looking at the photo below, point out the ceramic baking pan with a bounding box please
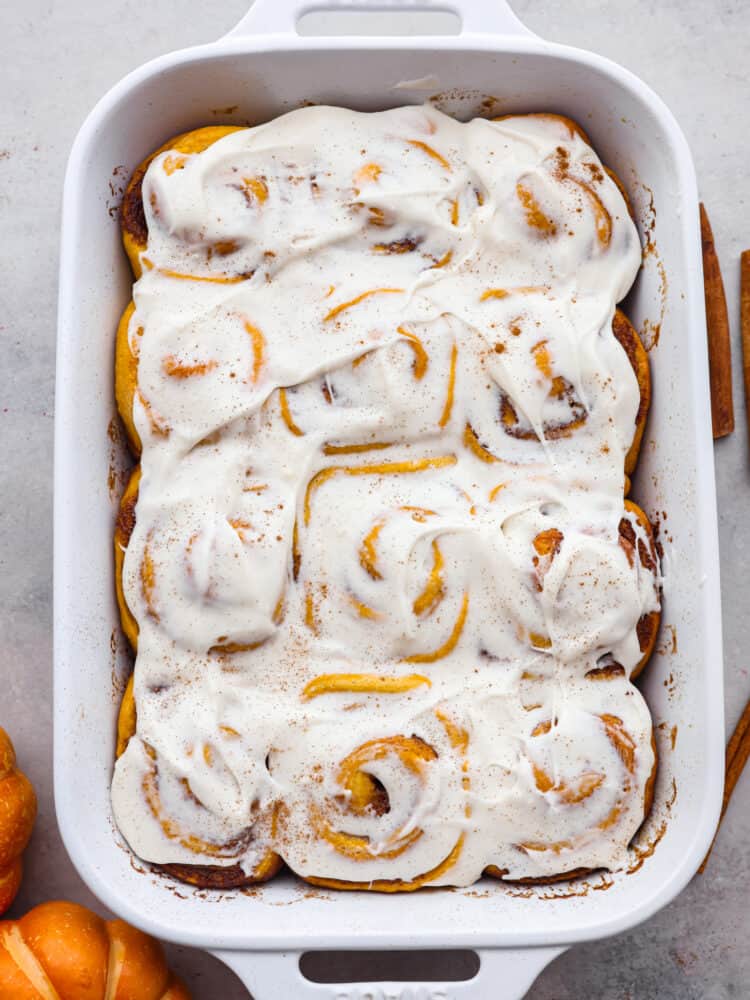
[54,2,724,996]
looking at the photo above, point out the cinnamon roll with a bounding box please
[121,126,245,279]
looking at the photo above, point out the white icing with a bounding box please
[111,105,659,886]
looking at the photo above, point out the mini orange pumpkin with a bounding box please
[0,901,191,998]
[0,728,37,916]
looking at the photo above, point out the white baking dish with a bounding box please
[54,2,724,996]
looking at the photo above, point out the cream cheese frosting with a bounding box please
[111,105,660,886]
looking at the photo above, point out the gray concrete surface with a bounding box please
[1,0,748,996]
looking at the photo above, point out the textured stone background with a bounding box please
[2,1,748,996]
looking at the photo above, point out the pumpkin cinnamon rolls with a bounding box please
[112,105,660,890]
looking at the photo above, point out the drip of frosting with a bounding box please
[111,105,659,885]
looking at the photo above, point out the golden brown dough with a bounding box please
[613,309,651,478]
[115,301,140,455]
[114,465,140,651]
[621,499,661,679]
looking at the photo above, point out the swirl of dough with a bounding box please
[470,674,656,881]
[272,708,470,890]
[121,447,291,655]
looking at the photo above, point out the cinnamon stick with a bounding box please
[698,695,750,872]
[698,258,750,865]
[700,204,734,438]
[740,250,750,446]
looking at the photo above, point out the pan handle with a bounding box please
[226,0,535,39]
[212,946,565,999]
